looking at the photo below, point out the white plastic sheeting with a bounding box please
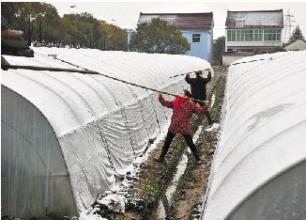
[202,51,306,220]
[1,47,211,218]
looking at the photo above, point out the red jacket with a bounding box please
[159,95,207,135]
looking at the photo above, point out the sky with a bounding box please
[49,1,306,41]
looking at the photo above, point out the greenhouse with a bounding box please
[202,51,306,220]
[1,48,211,218]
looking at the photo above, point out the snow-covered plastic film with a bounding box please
[202,51,306,220]
[1,48,211,218]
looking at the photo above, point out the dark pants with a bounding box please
[159,132,200,160]
[204,110,213,125]
[195,100,213,125]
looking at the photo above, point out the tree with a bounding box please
[1,2,19,27]
[1,2,60,45]
[288,26,305,44]
[99,21,127,50]
[1,2,127,50]
[35,3,60,43]
[212,36,225,65]
[129,18,190,54]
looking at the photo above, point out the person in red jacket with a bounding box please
[154,90,208,165]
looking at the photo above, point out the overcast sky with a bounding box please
[51,1,306,41]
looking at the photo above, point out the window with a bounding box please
[263,29,281,41]
[264,29,271,40]
[276,29,281,40]
[254,30,258,41]
[245,30,253,41]
[227,30,237,41]
[232,30,236,41]
[227,29,281,42]
[192,34,201,42]
[227,30,232,41]
[240,30,245,41]
[254,29,263,41]
[235,20,245,28]
[227,29,279,42]
[236,30,241,41]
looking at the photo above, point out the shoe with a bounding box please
[205,123,220,132]
[153,156,164,162]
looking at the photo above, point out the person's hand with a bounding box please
[157,91,163,96]
[186,72,192,76]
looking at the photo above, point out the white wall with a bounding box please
[227,40,282,47]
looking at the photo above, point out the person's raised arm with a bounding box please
[204,71,212,83]
[185,73,192,84]
[158,93,173,109]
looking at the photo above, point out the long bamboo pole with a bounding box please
[1,63,207,103]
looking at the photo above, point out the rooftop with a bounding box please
[226,9,283,29]
[138,12,213,30]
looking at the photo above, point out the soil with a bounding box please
[171,66,227,220]
[116,66,227,220]
[173,131,217,220]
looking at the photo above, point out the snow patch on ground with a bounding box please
[79,211,108,220]
[166,153,189,203]
[193,125,204,143]
[97,194,125,213]
[210,94,216,108]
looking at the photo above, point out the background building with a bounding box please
[225,9,284,53]
[284,39,306,51]
[137,12,214,62]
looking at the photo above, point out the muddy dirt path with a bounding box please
[115,66,227,220]
[169,67,227,220]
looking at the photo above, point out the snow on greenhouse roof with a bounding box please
[2,47,211,212]
[2,47,210,137]
[202,51,306,219]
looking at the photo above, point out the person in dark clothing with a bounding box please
[154,90,208,165]
[185,70,213,126]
